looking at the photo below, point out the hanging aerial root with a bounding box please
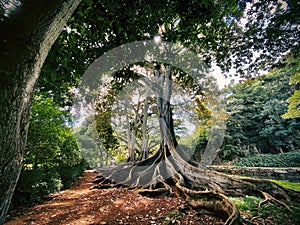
[175,182,241,225]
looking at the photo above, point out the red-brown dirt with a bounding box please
[5,170,223,225]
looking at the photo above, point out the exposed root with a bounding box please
[137,175,173,197]
[241,217,256,225]
[176,182,241,225]
[259,191,292,212]
[137,187,170,197]
[93,137,300,225]
[249,216,261,224]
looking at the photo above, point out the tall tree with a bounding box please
[95,66,300,225]
[85,2,300,223]
[0,1,81,223]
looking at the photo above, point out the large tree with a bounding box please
[93,64,300,225]
[0,1,81,223]
[82,2,300,224]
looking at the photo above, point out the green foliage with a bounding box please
[95,108,119,154]
[12,168,62,206]
[225,1,300,76]
[218,144,245,161]
[37,0,246,107]
[271,180,300,192]
[234,150,300,167]
[58,159,89,188]
[13,159,88,206]
[12,96,89,206]
[230,196,261,217]
[282,60,300,119]
[115,155,126,164]
[163,210,183,225]
[75,133,100,168]
[230,196,300,225]
[222,59,300,156]
[25,95,81,168]
[74,113,119,167]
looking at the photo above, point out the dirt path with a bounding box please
[5,170,223,225]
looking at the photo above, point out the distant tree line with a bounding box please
[218,57,300,161]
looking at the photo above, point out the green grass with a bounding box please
[229,196,261,219]
[271,180,300,192]
[163,210,183,225]
[230,196,300,224]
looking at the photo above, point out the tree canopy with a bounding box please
[38,0,245,106]
[35,0,300,107]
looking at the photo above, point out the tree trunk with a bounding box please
[156,68,177,145]
[0,1,81,223]
[140,87,150,160]
[105,150,109,166]
[125,102,137,162]
[99,146,103,167]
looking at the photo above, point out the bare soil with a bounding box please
[5,170,223,225]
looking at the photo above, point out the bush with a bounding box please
[11,96,91,207]
[218,144,245,161]
[12,168,62,206]
[11,158,89,207]
[234,150,300,167]
[59,158,89,188]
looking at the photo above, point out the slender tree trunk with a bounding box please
[106,151,109,166]
[140,88,150,160]
[0,1,81,223]
[99,146,103,167]
[127,125,137,162]
[125,103,135,161]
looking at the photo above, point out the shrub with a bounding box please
[12,168,62,206]
[11,96,90,207]
[218,144,245,161]
[59,158,89,188]
[11,159,89,207]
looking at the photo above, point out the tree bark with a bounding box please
[156,68,177,145]
[99,145,103,167]
[0,1,81,223]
